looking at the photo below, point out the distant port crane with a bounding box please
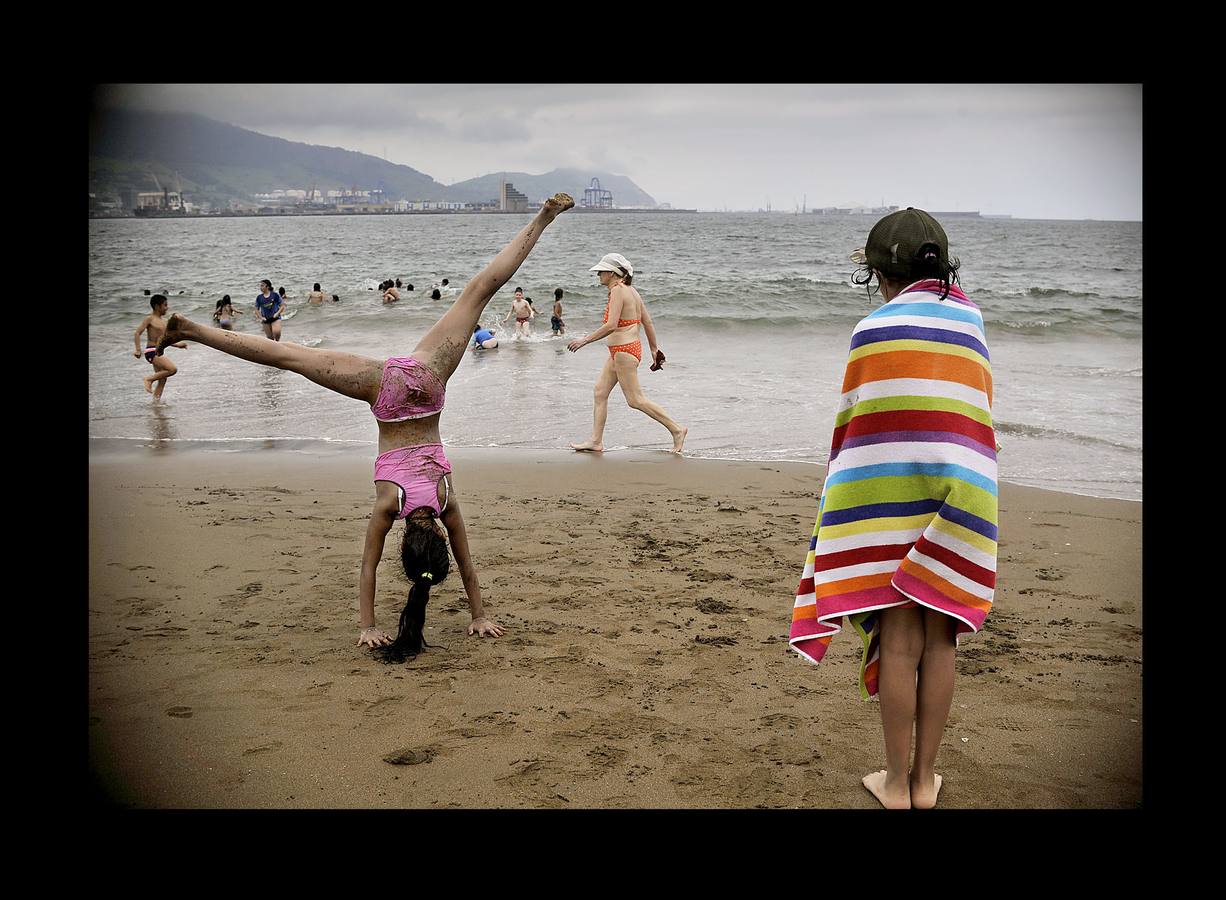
[581,177,614,209]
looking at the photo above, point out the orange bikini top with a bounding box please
[603,289,640,328]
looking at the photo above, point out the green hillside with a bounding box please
[88,109,448,206]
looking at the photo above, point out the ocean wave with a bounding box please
[1026,287,1100,299]
[994,421,1140,451]
[1060,365,1143,378]
[996,319,1053,330]
[662,313,864,330]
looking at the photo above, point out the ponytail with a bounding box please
[380,579,431,662]
[379,512,452,664]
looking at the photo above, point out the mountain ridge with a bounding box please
[88,109,657,208]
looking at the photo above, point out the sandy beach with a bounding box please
[88,445,1141,808]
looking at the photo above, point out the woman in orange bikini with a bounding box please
[152,194,575,658]
[568,253,687,454]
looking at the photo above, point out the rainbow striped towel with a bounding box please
[789,279,998,699]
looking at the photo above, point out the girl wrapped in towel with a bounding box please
[788,208,997,809]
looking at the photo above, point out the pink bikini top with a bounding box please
[374,444,452,519]
[370,356,446,423]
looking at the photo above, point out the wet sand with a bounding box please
[88,445,1141,808]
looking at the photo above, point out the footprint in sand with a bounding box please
[991,718,1026,732]
[758,713,802,729]
[383,747,435,765]
[243,741,284,756]
[586,745,628,769]
[166,706,193,718]
[693,635,738,647]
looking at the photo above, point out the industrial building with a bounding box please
[499,180,529,212]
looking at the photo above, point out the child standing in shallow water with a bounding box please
[133,294,188,398]
[551,288,565,335]
[213,295,238,330]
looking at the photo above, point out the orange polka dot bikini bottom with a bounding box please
[608,340,642,362]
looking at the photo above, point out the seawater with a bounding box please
[88,213,1142,500]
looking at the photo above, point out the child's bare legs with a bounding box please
[613,354,688,452]
[159,315,382,402]
[864,604,925,809]
[144,356,177,397]
[911,609,956,809]
[412,193,574,384]
[262,319,283,341]
[571,355,617,451]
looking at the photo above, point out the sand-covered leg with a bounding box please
[414,193,574,383]
[157,314,382,403]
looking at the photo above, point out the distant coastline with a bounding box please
[89,207,700,219]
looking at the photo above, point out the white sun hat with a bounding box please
[589,253,634,278]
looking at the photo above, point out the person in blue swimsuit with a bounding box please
[472,324,499,350]
[254,279,284,341]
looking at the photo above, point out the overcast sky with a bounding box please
[97,84,1142,220]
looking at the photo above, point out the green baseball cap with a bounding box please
[850,207,949,281]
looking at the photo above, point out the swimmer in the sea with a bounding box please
[502,287,534,338]
[254,279,285,340]
[213,294,239,330]
[551,288,565,335]
[133,293,188,398]
[471,323,499,350]
[307,283,327,306]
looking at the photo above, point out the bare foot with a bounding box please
[156,314,188,355]
[862,770,910,809]
[671,426,688,454]
[542,192,576,217]
[143,375,155,394]
[910,772,943,810]
[570,441,603,453]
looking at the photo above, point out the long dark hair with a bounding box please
[852,242,961,302]
[378,511,451,663]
